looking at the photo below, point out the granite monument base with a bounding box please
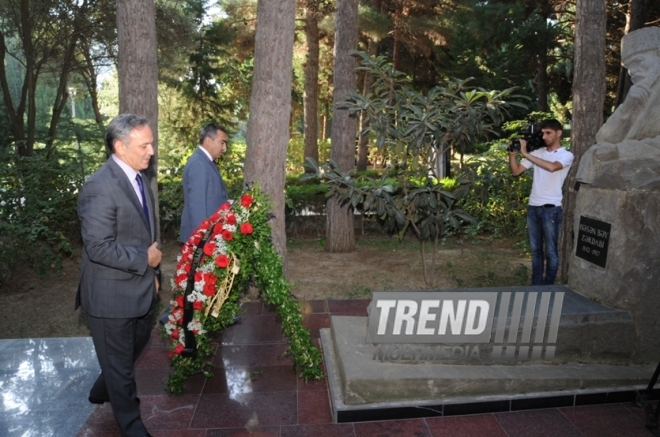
[569,185,660,361]
[320,286,654,422]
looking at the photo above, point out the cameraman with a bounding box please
[509,119,574,285]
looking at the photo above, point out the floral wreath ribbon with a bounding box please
[179,211,240,357]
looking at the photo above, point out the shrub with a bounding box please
[458,141,531,241]
[0,149,80,288]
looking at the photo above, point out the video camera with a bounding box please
[507,123,545,153]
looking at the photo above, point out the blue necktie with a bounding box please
[136,174,150,231]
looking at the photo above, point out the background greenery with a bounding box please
[2,0,656,289]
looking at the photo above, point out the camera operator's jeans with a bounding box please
[527,205,563,285]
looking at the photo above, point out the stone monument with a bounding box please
[318,28,660,423]
[572,26,660,360]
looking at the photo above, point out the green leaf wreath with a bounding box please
[163,185,324,394]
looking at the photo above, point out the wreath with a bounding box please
[163,185,324,394]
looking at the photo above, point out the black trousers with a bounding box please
[87,296,157,437]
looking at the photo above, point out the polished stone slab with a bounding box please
[0,337,100,437]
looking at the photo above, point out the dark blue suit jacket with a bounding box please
[180,148,228,242]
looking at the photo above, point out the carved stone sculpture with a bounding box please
[576,27,660,189]
[569,27,660,361]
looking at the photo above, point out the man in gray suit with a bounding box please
[179,123,229,243]
[77,114,162,437]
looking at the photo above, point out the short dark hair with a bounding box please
[105,113,149,154]
[540,119,563,132]
[199,123,228,146]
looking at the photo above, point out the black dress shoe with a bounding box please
[88,395,109,404]
[88,395,140,404]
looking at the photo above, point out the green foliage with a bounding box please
[218,140,248,200]
[458,141,530,241]
[158,170,184,239]
[304,53,532,285]
[436,1,569,113]
[287,135,330,174]
[344,51,528,177]
[0,149,80,288]
[159,5,253,131]
[303,157,474,287]
[284,181,328,216]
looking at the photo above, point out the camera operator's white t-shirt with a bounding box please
[521,147,574,207]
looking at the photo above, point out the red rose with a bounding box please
[175,295,184,308]
[220,202,231,211]
[173,344,185,355]
[191,233,202,247]
[215,254,229,268]
[241,194,253,208]
[240,223,253,235]
[213,222,224,235]
[194,270,203,282]
[175,273,188,287]
[226,213,237,225]
[209,211,221,222]
[182,262,191,273]
[203,282,215,296]
[193,300,204,311]
[203,272,217,284]
[170,328,180,340]
[203,242,215,256]
[222,230,234,241]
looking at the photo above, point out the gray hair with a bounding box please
[199,123,228,146]
[105,113,150,154]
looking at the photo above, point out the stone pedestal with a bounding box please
[320,287,650,422]
[568,185,660,361]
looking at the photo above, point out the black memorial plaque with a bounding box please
[575,216,611,268]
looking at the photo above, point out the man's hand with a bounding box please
[519,139,529,158]
[148,242,162,268]
[619,85,648,117]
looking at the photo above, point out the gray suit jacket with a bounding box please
[76,157,157,318]
[180,148,228,242]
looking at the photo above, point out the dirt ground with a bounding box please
[0,235,530,339]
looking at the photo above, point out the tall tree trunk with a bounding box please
[615,0,649,106]
[81,45,106,135]
[244,0,297,267]
[559,0,606,283]
[537,50,549,112]
[0,31,21,148]
[303,7,320,166]
[46,10,83,153]
[326,0,358,253]
[20,0,36,157]
[391,1,404,71]
[116,0,160,238]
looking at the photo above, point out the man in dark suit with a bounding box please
[77,114,161,437]
[179,123,229,243]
